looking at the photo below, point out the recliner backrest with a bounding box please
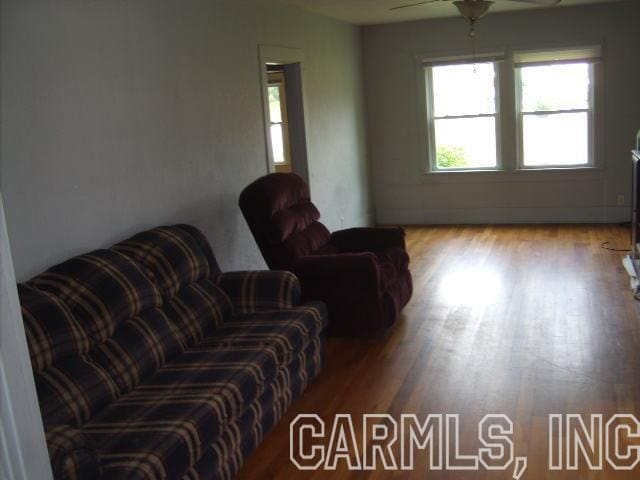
[239,173,331,269]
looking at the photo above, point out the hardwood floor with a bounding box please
[236,225,640,479]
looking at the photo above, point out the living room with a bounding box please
[1,0,640,479]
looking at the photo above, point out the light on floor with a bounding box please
[439,269,502,306]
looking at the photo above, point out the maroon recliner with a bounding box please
[239,173,412,335]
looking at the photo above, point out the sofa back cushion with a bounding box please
[162,279,232,346]
[90,308,184,393]
[112,225,233,347]
[239,173,331,269]
[26,249,162,348]
[22,249,162,426]
[112,226,216,298]
[20,224,230,427]
[20,284,90,373]
[34,356,121,426]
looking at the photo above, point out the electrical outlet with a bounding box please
[617,195,625,206]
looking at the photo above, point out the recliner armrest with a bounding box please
[330,227,406,253]
[216,270,301,313]
[45,425,101,480]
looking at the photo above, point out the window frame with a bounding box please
[416,46,603,175]
[425,60,503,172]
[514,60,596,170]
[267,71,292,169]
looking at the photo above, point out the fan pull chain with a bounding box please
[470,20,477,73]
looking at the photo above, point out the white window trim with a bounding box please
[267,71,292,168]
[424,60,503,173]
[415,45,603,175]
[514,61,596,170]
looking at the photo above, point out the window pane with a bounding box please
[268,85,282,123]
[435,117,497,169]
[521,63,590,112]
[432,63,496,117]
[270,124,285,164]
[522,112,588,166]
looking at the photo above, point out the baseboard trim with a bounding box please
[376,206,630,225]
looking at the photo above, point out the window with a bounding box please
[267,71,292,173]
[515,48,598,168]
[426,61,500,171]
[420,46,601,173]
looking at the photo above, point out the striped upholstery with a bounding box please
[198,302,326,367]
[84,346,281,479]
[112,226,214,297]
[216,270,301,313]
[20,284,91,373]
[28,249,162,344]
[45,425,101,480]
[35,355,121,426]
[19,225,327,479]
[90,308,184,393]
[163,279,233,347]
[183,337,325,480]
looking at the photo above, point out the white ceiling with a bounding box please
[274,0,627,26]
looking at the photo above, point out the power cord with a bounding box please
[600,241,630,252]
[600,222,632,252]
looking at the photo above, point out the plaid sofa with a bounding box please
[19,225,327,479]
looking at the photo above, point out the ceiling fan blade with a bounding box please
[505,0,562,5]
[389,0,441,11]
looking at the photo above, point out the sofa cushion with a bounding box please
[19,284,90,373]
[90,308,184,394]
[216,270,301,313]
[162,279,233,347]
[173,224,222,276]
[27,249,162,344]
[35,356,121,426]
[183,337,325,480]
[197,302,327,367]
[83,346,279,479]
[45,425,101,480]
[113,226,213,298]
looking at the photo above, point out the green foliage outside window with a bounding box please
[437,145,468,168]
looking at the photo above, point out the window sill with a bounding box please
[424,168,504,175]
[420,165,603,184]
[514,165,600,172]
[423,165,600,175]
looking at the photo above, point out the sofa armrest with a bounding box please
[330,227,406,253]
[216,270,301,313]
[293,253,381,294]
[45,425,101,479]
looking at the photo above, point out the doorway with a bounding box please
[259,46,309,183]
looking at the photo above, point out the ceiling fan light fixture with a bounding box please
[453,0,494,22]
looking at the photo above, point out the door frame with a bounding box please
[258,45,310,183]
[0,193,52,480]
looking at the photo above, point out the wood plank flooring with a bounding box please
[236,225,640,479]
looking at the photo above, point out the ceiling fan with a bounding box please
[391,0,562,35]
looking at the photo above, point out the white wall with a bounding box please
[0,0,372,281]
[363,1,640,225]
